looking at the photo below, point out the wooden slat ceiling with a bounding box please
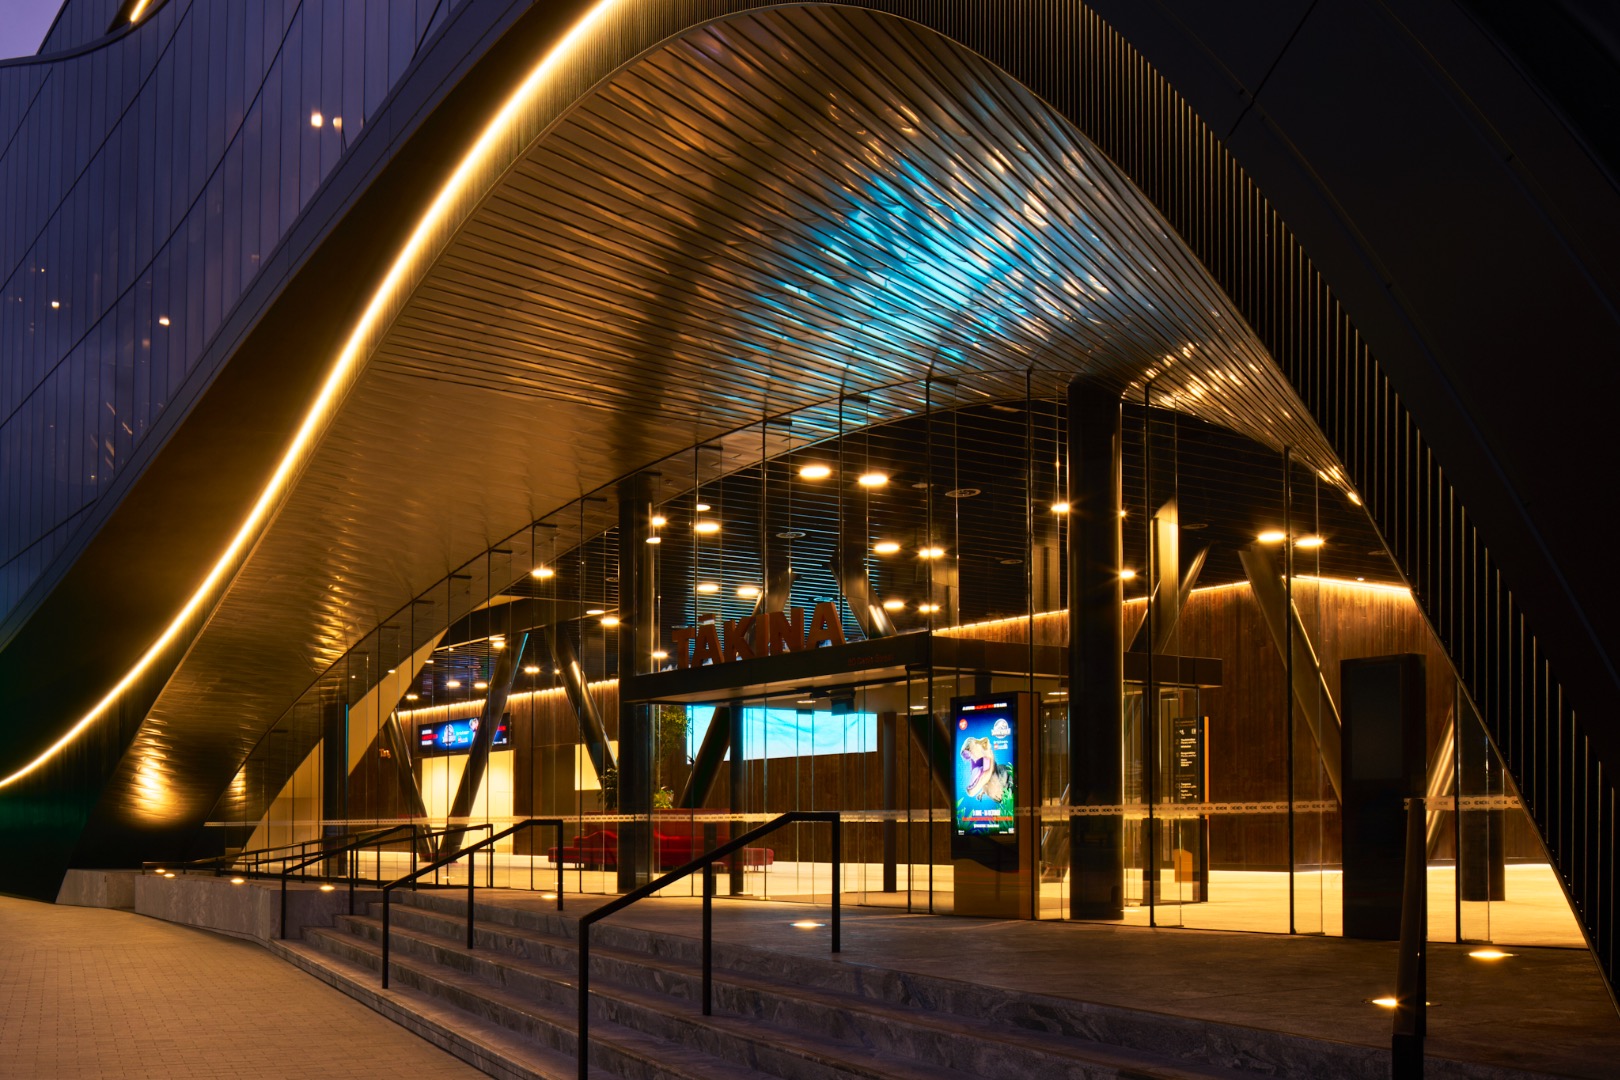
[100,6,1348,830]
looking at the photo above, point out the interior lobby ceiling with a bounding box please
[97,6,1353,832]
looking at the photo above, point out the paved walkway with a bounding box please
[0,896,481,1079]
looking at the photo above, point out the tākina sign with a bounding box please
[668,602,846,668]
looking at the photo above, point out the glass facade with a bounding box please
[1,0,468,622]
[205,379,1585,949]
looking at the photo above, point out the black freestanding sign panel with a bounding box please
[1341,654,1426,940]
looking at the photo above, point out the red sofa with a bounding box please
[548,814,774,871]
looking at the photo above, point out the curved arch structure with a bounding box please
[3,0,1619,995]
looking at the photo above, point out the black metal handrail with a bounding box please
[575,811,840,1080]
[279,823,429,938]
[1393,795,1427,1078]
[380,818,566,989]
[144,831,362,878]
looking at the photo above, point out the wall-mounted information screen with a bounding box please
[953,698,1017,837]
[418,714,510,757]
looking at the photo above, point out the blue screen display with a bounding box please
[685,706,876,761]
[417,714,510,756]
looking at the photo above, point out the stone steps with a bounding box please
[286,889,1274,1080]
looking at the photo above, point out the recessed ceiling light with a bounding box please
[946,487,980,499]
[163,872,175,879]
[918,603,941,613]
[791,920,825,929]
[473,680,489,690]
[1294,535,1325,548]
[1356,576,1366,582]
[651,515,667,527]
[798,463,832,480]
[857,472,889,488]
[797,699,818,706]
[651,650,669,660]
[695,502,711,512]
[405,693,420,701]
[1183,522,1208,531]
[919,547,945,559]
[1120,569,1138,580]
[645,536,662,544]
[873,541,901,555]
[310,110,324,128]
[157,315,170,327]
[319,884,336,892]
[1050,501,1071,514]
[49,300,60,309]
[776,530,805,539]
[694,520,720,534]
[531,566,555,579]
[882,599,906,611]
[585,608,605,616]
[600,616,620,627]
[446,680,461,689]
[230,877,245,885]
[1468,949,1513,960]
[1257,530,1287,544]
[696,583,720,594]
[736,585,761,598]
[523,665,541,675]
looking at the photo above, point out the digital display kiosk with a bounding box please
[950,692,1037,918]
[417,713,510,756]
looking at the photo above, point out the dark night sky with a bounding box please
[0,0,61,61]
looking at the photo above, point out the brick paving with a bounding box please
[0,896,482,1079]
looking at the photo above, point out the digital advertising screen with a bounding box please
[417,713,510,757]
[953,698,1017,837]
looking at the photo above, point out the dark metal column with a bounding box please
[1067,377,1124,920]
[444,632,526,852]
[728,699,746,896]
[617,473,657,892]
[880,711,898,892]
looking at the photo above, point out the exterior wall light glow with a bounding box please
[531,566,555,579]
[0,0,639,794]
[230,877,245,885]
[1257,530,1287,544]
[873,541,900,555]
[310,110,324,128]
[694,520,720,534]
[1469,949,1514,960]
[799,463,832,480]
[857,472,888,488]
[319,884,336,892]
[49,300,60,309]
[157,315,170,326]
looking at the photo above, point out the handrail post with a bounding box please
[830,813,841,954]
[702,862,715,1016]
[280,874,288,939]
[556,821,565,910]
[382,889,392,990]
[468,851,476,950]
[1393,795,1427,1078]
[578,927,590,1080]
[349,848,356,916]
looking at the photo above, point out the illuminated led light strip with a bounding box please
[0,0,631,792]
[129,0,152,23]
